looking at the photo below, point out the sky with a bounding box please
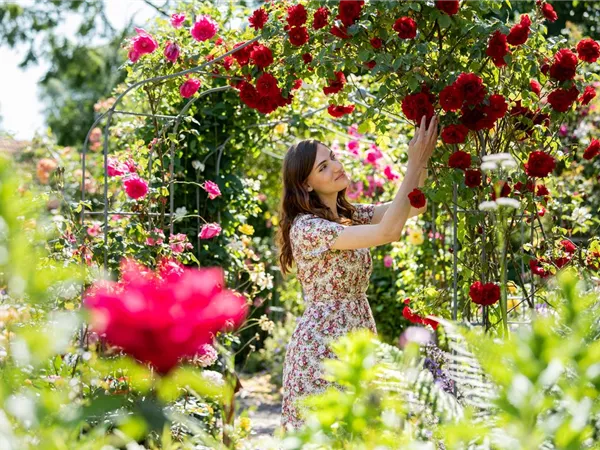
[0,0,157,140]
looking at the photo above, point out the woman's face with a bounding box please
[304,144,348,195]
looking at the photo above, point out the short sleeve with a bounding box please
[291,215,345,259]
[352,203,375,225]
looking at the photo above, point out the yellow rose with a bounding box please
[238,224,255,236]
[507,282,518,295]
[274,123,287,135]
[407,228,424,246]
[239,417,252,432]
[271,215,279,226]
[507,298,518,311]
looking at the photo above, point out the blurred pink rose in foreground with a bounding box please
[84,258,248,374]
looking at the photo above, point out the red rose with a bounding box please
[529,258,550,278]
[179,78,201,98]
[583,139,600,160]
[255,73,279,97]
[292,79,303,90]
[302,53,313,64]
[313,6,329,30]
[249,44,273,69]
[370,37,383,49]
[330,24,350,39]
[486,94,508,120]
[408,188,426,208]
[288,26,309,46]
[440,85,463,112]
[460,104,487,131]
[286,4,307,27]
[548,86,579,112]
[448,150,471,170]
[507,14,531,46]
[464,169,482,188]
[323,71,346,95]
[365,60,376,69]
[338,0,364,26]
[420,83,437,105]
[454,72,486,106]
[491,180,511,200]
[549,48,578,82]
[576,38,600,63]
[249,7,268,30]
[435,0,460,15]
[530,79,542,96]
[327,104,355,117]
[393,17,417,40]
[536,185,549,197]
[469,281,500,306]
[524,151,556,178]
[231,41,256,66]
[401,92,434,123]
[541,3,558,22]
[441,124,469,144]
[560,240,577,254]
[486,31,510,67]
[579,85,597,105]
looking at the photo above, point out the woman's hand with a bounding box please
[407,114,438,171]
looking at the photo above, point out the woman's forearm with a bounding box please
[379,163,424,240]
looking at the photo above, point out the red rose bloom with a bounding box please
[507,15,531,46]
[469,281,500,306]
[441,124,469,144]
[401,92,434,123]
[327,104,355,117]
[249,7,268,30]
[548,86,579,112]
[460,104,487,131]
[560,240,577,254]
[440,85,464,112]
[338,0,364,26]
[549,48,578,82]
[486,31,510,67]
[579,85,597,105]
[249,44,273,69]
[323,71,346,95]
[454,72,486,106]
[448,150,472,170]
[370,37,383,49]
[313,6,329,30]
[524,151,556,178]
[365,60,376,69]
[288,26,309,46]
[408,188,426,208]
[330,24,350,39]
[576,38,600,63]
[536,185,549,197]
[255,73,279,97]
[491,180,511,200]
[486,94,508,120]
[286,4,307,27]
[464,169,482,188]
[541,3,558,22]
[583,139,600,160]
[530,258,550,278]
[302,53,313,64]
[231,41,256,66]
[435,0,460,15]
[530,79,542,96]
[393,17,417,40]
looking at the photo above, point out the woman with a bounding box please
[276,114,438,430]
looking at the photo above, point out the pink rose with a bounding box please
[346,140,360,155]
[383,165,399,181]
[169,233,193,253]
[199,223,222,239]
[203,180,221,200]
[83,259,248,374]
[128,48,141,63]
[190,15,219,42]
[123,176,148,200]
[347,123,363,138]
[383,255,393,268]
[180,78,201,98]
[87,223,101,237]
[131,28,158,56]
[170,13,186,28]
[107,157,126,177]
[164,41,180,63]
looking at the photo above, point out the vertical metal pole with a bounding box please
[102,110,114,272]
[452,183,458,321]
[431,203,436,286]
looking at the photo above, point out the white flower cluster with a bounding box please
[478,153,521,211]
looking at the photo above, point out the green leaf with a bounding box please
[438,14,452,29]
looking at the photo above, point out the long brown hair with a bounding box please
[276,139,358,276]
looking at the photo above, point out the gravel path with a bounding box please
[236,372,283,442]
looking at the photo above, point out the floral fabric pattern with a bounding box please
[281,203,378,430]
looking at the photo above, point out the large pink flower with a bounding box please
[170,13,186,28]
[203,180,221,200]
[131,28,158,56]
[180,78,201,98]
[191,15,219,42]
[123,176,148,200]
[199,223,222,239]
[83,259,248,374]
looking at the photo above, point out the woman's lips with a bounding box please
[335,172,346,180]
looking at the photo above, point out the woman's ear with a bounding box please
[304,183,313,192]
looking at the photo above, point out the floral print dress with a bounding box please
[281,203,378,430]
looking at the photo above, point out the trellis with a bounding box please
[77,35,544,336]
